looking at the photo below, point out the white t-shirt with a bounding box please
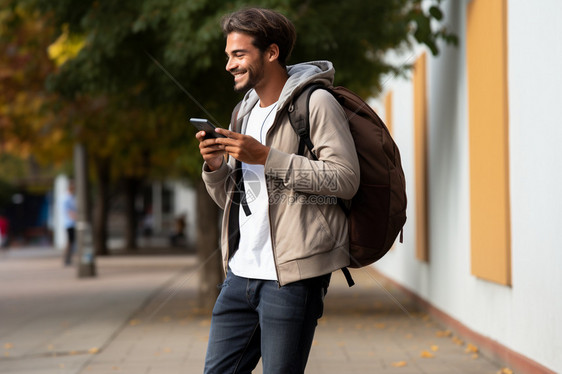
[229,101,278,280]
[62,193,76,229]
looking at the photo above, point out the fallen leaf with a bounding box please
[374,323,386,329]
[162,316,171,323]
[430,345,439,352]
[465,343,478,353]
[452,336,464,346]
[471,353,479,359]
[435,329,452,337]
[420,350,434,358]
[88,347,99,354]
[497,368,513,374]
[3,343,13,349]
[391,361,407,367]
[129,319,141,326]
[199,319,211,327]
[405,333,413,339]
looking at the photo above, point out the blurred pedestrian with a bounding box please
[62,181,77,265]
[141,206,154,238]
[169,215,186,247]
[0,209,9,248]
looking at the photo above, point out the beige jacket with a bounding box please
[202,61,360,285]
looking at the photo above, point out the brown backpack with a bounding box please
[288,84,407,285]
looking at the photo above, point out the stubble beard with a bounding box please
[232,56,265,93]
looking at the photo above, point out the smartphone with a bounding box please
[190,118,226,139]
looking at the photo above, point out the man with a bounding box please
[196,8,359,374]
[62,181,77,266]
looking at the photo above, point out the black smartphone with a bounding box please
[189,118,226,139]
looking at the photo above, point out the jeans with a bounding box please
[64,227,75,265]
[203,271,330,374]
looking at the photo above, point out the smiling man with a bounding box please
[196,8,359,374]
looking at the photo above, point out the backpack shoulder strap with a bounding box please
[231,101,243,133]
[229,101,251,217]
[288,84,326,160]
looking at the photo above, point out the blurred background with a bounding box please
[0,0,452,252]
[1,1,561,373]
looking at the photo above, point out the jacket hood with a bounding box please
[280,60,334,106]
[236,61,335,120]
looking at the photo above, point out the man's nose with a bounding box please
[225,57,235,72]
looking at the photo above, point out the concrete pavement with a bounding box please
[0,247,508,373]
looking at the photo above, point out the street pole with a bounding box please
[74,143,96,278]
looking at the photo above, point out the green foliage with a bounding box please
[5,0,456,183]
[38,0,456,99]
[0,0,75,172]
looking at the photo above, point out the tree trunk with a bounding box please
[124,177,140,251]
[93,157,110,256]
[196,178,223,311]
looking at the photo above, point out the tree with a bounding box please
[0,2,73,168]
[25,0,455,309]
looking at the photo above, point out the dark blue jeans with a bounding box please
[203,271,330,374]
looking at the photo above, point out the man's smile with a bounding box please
[231,69,246,81]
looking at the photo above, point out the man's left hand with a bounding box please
[214,128,270,165]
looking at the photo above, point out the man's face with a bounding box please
[225,32,267,92]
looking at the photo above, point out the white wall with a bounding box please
[507,0,562,370]
[373,1,562,372]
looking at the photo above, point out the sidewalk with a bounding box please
[0,247,507,374]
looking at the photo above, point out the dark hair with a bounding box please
[221,8,296,67]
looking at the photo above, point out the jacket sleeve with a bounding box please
[264,89,360,200]
[201,159,232,210]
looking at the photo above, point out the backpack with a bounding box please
[287,84,407,285]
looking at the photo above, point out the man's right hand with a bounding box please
[196,131,226,171]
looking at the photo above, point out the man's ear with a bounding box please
[266,43,280,63]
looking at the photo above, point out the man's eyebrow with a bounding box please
[226,48,249,56]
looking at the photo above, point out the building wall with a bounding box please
[373,1,562,372]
